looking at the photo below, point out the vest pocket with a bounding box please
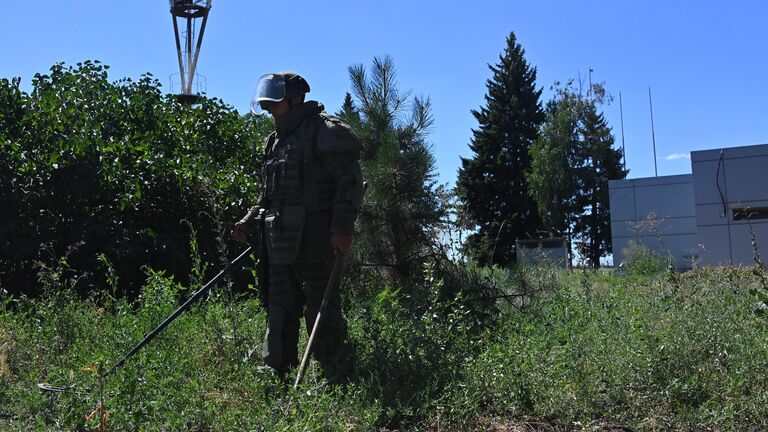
[265,205,305,265]
[265,142,302,200]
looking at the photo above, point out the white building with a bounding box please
[610,143,768,269]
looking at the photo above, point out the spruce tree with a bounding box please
[573,103,627,267]
[456,32,545,266]
[337,92,361,130]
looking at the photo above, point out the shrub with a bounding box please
[621,240,669,277]
[0,62,270,298]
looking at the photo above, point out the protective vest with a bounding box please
[262,116,335,212]
[260,104,363,265]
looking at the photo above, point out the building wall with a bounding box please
[692,143,768,266]
[609,174,699,269]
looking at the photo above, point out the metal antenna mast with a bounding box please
[648,87,658,176]
[170,1,212,104]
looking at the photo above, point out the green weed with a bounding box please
[1,262,767,431]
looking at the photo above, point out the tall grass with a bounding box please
[1,258,767,431]
[448,267,768,430]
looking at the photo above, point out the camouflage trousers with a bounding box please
[262,258,353,383]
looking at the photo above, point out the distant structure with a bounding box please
[610,143,768,269]
[516,237,571,269]
[169,0,212,104]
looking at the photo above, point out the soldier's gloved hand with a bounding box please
[231,221,251,244]
[330,233,352,255]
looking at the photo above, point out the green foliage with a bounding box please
[0,61,270,297]
[574,99,628,267]
[4,263,766,430]
[456,31,545,266]
[621,241,670,277]
[348,262,477,428]
[3,56,767,432]
[0,269,378,431]
[445,268,768,430]
[527,85,581,236]
[342,56,447,284]
[527,80,628,268]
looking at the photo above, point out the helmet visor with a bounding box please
[250,74,286,114]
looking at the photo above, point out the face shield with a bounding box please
[250,74,286,115]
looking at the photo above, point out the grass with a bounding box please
[1,261,767,431]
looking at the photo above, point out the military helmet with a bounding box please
[251,72,310,114]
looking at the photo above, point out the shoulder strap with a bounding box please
[300,114,323,164]
[263,132,277,159]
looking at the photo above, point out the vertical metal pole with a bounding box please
[648,87,658,177]
[188,12,209,96]
[619,92,626,172]
[186,17,194,95]
[172,16,187,94]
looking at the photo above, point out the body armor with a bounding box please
[260,102,363,265]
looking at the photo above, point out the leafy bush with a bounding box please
[621,240,670,277]
[348,263,474,427]
[0,61,270,298]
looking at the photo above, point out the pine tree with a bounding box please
[344,56,446,282]
[456,32,545,266]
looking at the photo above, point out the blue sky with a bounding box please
[2,1,766,187]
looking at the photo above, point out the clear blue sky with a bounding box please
[2,1,766,187]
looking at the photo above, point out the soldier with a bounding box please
[232,72,364,383]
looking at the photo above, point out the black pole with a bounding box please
[107,247,252,376]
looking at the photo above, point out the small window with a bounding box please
[733,206,768,221]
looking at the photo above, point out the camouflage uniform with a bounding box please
[240,99,363,381]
